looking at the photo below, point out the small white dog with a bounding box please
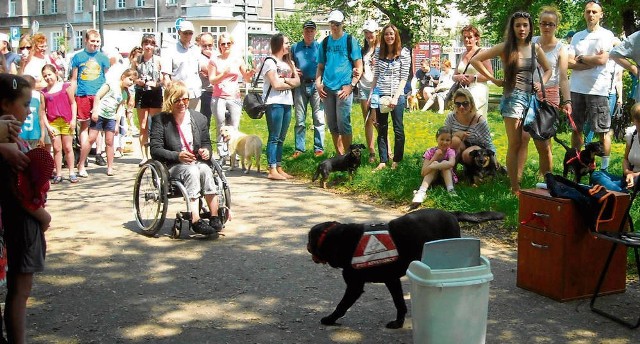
[219,126,262,174]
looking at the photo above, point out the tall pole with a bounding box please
[244,0,249,64]
[154,0,158,33]
[428,2,432,60]
[98,0,104,50]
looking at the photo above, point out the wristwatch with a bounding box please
[577,55,585,64]
[351,81,357,88]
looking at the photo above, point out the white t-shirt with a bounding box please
[569,27,615,96]
[261,56,294,106]
[532,36,563,87]
[625,126,640,173]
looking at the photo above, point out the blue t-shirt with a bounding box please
[318,34,362,91]
[3,52,20,71]
[70,50,110,96]
[19,90,42,141]
[291,40,320,81]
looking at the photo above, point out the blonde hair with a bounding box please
[539,5,562,25]
[453,88,478,114]
[162,81,189,112]
[217,32,234,53]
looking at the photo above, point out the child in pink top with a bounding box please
[411,126,458,208]
[41,64,78,183]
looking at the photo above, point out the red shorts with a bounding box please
[76,95,95,121]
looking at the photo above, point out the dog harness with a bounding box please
[351,224,399,269]
[566,150,595,170]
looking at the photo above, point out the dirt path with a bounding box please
[24,147,640,343]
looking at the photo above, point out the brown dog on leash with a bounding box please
[220,126,262,173]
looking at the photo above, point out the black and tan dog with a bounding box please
[307,209,504,329]
[462,148,504,186]
[553,135,604,183]
[312,143,365,188]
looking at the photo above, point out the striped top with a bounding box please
[373,47,411,96]
[444,112,496,153]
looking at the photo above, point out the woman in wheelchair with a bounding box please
[149,81,222,235]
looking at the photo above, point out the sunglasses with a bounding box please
[181,31,194,36]
[514,11,531,19]
[219,42,232,47]
[330,22,342,27]
[540,22,557,28]
[173,98,189,105]
[20,46,32,50]
[454,101,470,108]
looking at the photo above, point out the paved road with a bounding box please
[25,147,640,343]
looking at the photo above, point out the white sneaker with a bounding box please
[412,189,426,203]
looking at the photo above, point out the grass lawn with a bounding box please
[233,99,629,230]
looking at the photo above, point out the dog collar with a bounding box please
[566,150,593,169]
[317,222,339,249]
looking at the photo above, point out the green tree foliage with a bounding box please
[295,0,446,45]
[274,12,306,43]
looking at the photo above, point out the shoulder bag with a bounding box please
[523,44,559,141]
[444,48,482,104]
[243,57,276,119]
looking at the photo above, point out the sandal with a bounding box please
[69,174,79,183]
[52,176,63,184]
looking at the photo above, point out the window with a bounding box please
[136,0,144,6]
[141,28,154,33]
[166,0,176,4]
[75,31,84,50]
[51,0,57,13]
[103,0,107,10]
[38,0,45,14]
[50,32,63,52]
[9,0,16,17]
[117,0,125,8]
[166,27,177,41]
[75,0,83,12]
[201,26,227,47]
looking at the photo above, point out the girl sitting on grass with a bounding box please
[410,126,458,209]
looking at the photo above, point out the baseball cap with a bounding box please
[0,33,8,43]
[564,30,575,39]
[303,20,316,29]
[327,10,345,24]
[362,20,379,33]
[178,21,195,32]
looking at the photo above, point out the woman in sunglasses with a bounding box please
[20,33,52,90]
[208,32,254,146]
[444,88,496,166]
[470,11,551,194]
[149,81,222,236]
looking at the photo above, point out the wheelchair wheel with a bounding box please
[211,159,231,223]
[133,160,169,236]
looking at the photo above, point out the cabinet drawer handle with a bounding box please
[531,242,548,249]
[532,212,550,218]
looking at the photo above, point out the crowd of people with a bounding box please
[2,1,640,340]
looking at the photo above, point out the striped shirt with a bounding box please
[373,47,411,96]
[444,112,496,153]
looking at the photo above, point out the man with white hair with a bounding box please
[0,33,19,74]
[161,20,202,110]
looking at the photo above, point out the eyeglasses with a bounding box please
[219,42,232,47]
[540,22,557,28]
[19,46,32,50]
[454,101,470,108]
[173,98,189,105]
[514,11,531,19]
[181,31,194,36]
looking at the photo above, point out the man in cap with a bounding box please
[568,0,616,170]
[610,31,640,103]
[316,10,363,155]
[0,33,19,74]
[291,20,325,158]
[161,20,202,109]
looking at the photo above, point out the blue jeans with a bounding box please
[376,95,406,163]
[294,84,325,152]
[590,170,628,193]
[265,104,292,167]
[323,89,353,135]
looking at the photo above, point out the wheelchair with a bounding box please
[132,158,231,238]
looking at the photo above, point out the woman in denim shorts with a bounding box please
[470,11,551,193]
[359,20,379,163]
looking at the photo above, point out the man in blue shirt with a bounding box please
[292,20,325,157]
[316,10,363,155]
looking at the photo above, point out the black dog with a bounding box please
[312,144,365,188]
[307,209,504,329]
[462,148,503,186]
[553,135,604,183]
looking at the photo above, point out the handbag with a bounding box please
[523,44,559,141]
[444,48,482,104]
[243,57,276,119]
